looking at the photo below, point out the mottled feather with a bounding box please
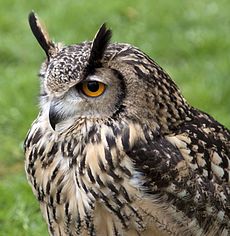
[25,12,230,236]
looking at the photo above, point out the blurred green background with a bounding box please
[0,0,229,235]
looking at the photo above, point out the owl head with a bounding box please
[29,12,189,132]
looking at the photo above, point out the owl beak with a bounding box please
[49,100,65,131]
[49,106,60,130]
[48,98,74,131]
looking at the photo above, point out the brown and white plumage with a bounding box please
[24,12,230,236]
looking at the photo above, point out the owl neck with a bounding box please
[146,68,192,134]
[140,79,192,134]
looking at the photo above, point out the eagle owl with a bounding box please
[24,12,230,236]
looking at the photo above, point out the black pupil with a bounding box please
[87,81,99,92]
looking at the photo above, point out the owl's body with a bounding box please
[25,12,230,236]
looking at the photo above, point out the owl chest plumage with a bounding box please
[25,115,230,236]
[25,116,168,236]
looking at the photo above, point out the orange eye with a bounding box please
[81,81,106,97]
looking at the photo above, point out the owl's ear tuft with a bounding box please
[88,23,112,67]
[28,11,55,58]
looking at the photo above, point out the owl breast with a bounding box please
[25,114,171,236]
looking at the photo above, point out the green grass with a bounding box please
[0,0,229,235]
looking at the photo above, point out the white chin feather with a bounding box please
[55,118,75,132]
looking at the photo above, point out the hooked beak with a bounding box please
[48,100,63,131]
[49,108,58,130]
